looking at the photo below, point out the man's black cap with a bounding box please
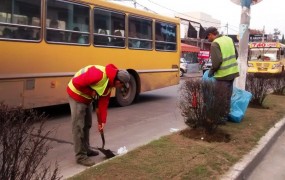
[204,27,218,39]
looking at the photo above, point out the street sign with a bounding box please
[249,34,268,42]
[250,42,279,48]
[198,50,210,60]
[231,0,262,6]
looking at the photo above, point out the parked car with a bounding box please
[202,59,212,74]
[180,58,188,77]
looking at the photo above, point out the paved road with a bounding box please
[40,79,194,179]
[248,130,285,180]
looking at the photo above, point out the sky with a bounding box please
[110,0,285,36]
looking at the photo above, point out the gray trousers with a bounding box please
[216,80,234,116]
[68,96,92,160]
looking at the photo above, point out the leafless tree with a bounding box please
[0,103,62,180]
[246,73,274,106]
[179,79,228,133]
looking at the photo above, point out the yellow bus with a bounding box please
[248,42,285,74]
[0,0,180,108]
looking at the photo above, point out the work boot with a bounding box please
[76,157,95,167]
[87,149,99,157]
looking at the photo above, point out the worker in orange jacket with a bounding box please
[67,64,130,166]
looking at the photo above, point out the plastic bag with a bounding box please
[117,146,128,155]
[169,128,179,132]
[201,72,252,123]
[202,70,216,82]
[229,87,252,123]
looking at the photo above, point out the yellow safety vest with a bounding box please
[213,36,239,78]
[68,65,111,100]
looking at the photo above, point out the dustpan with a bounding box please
[97,130,116,158]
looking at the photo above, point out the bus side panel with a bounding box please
[23,77,70,108]
[139,72,179,92]
[0,81,24,107]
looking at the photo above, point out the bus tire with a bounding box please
[115,74,137,106]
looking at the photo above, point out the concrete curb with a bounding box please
[222,117,285,180]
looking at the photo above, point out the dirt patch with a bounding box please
[248,103,269,109]
[180,128,231,143]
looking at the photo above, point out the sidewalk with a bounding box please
[222,117,285,180]
[248,128,285,180]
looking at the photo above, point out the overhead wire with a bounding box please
[109,0,240,33]
[147,0,220,25]
[146,0,240,33]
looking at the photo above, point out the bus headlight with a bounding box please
[248,63,253,67]
[272,64,281,69]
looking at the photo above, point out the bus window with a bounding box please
[94,8,125,47]
[112,20,125,47]
[155,21,177,51]
[128,16,152,50]
[0,0,41,41]
[0,0,180,108]
[46,0,90,44]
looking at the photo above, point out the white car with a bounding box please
[180,58,188,77]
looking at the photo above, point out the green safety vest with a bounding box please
[213,36,239,78]
[68,65,110,99]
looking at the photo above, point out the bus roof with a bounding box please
[79,0,180,24]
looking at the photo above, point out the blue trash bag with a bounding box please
[202,70,216,82]
[229,87,252,123]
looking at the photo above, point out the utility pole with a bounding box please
[226,23,229,36]
[231,0,262,90]
[262,25,265,42]
[196,26,200,47]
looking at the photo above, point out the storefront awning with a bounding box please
[181,43,200,53]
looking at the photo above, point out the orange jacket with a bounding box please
[67,64,118,124]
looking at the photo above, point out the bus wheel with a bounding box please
[115,74,137,106]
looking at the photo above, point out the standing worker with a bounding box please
[204,27,239,123]
[67,64,130,166]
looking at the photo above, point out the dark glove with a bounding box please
[208,71,214,77]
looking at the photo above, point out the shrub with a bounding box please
[246,73,272,106]
[246,72,285,106]
[179,79,228,133]
[270,72,285,95]
[0,103,61,180]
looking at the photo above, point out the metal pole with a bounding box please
[197,26,199,47]
[226,23,229,36]
[262,25,265,42]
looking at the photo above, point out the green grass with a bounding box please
[69,94,285,180]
